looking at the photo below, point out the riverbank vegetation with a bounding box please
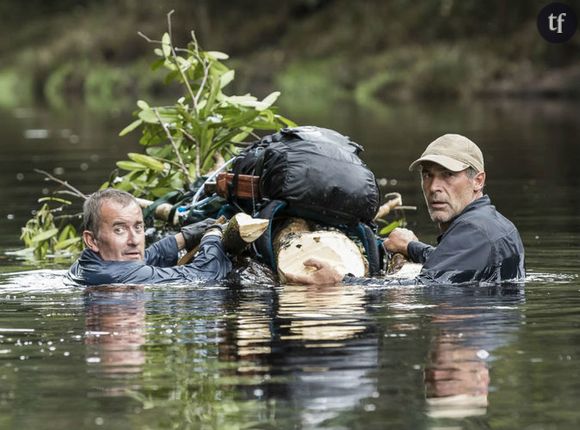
[17,14,293,259]
[1,0,580,111]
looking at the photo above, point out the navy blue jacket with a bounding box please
[68,234,232,286]
[407,195,525,284]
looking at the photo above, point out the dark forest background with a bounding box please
[1,0,580,109]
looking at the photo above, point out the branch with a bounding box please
[34,169,88,200]
[180,129,201,177]
[165,11,198,111]
[152,108,192,186]
[137,32,161,43]
[194,59,210,108]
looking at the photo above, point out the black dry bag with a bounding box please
[231,126,380,226]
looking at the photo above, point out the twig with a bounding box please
[34,169,87,200]
[166,11,198,111]
[137,32,161,43]
[194,58,210,107]
[180,129,201,177]
[152,108,192,186]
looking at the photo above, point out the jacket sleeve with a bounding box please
[417,221,493,284]
[118,235,232,284]
[407,241,435,264]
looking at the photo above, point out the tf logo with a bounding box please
[537,3,577,43]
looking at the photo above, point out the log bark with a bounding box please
[222,213,269,255]
[273,218,368,283]
[178,213,268,265]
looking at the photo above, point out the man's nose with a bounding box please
[127,229,142,245]
[427,176,443,193]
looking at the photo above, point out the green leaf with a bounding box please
[206,51,229,60]
[161,32,171,57]
[31,228,59,243]
[219,70,235,89]
[54,237,81,251]
[138,109,159,124]
[151,58,165,71]
[379,219,404,236]
[117,161,146,171]
[256,91,280,111]
[127,152,165,172]
[137,100,150,110]
[119,119,143,136]
[276,114,297,128]
[176,56,192,72]
[127,153,166,172]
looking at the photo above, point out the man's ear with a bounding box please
[82,230,99,253]
[473,171,486,192]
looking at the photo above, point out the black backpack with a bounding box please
[230,126,380,226]
[227,126,384,275]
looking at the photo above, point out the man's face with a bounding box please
[84,200,145,261]
[420,162,485,227]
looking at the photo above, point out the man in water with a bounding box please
[287,134,525,285]
[68,188,231,285]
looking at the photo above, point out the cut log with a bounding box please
[274,218,368,283]
[222,213,269,255]
[178,213,268,265]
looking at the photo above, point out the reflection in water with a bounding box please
[83,285,146,395]
[424,331,490,418]
[277,284,367,344]
[421,287,525,421]
[273,284,376,428]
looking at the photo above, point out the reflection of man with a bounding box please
[85,286,147,376]
[288,134,525,285]
[424,339,490,418]
[68,189,231,285]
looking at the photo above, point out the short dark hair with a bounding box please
[83,188,139,236]
[465,166,478,179]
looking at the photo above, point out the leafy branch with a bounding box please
[18,11,295,260]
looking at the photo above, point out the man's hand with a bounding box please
[383,227,418,257]
[284,258,344,285]
[179,218,216,251]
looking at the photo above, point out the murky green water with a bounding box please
[1,99,580,429]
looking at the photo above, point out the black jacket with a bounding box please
[67,235,232,286]
[407,195,525,284]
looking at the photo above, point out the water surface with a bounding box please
[1,99,579,429]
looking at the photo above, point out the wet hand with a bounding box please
[383,227,418,257]
[284,258,344,285]
[180,218,216,251]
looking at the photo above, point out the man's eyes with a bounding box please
[113,224,143,234]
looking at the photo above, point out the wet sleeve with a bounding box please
[417,222,493,284]
[407,241,435,264]
[118,235,232,284]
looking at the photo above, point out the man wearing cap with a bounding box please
[383,133,525,284]
[286,134,525,285]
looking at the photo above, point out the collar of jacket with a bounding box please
[436,195,491,243]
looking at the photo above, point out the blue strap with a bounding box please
[254,200,287,269]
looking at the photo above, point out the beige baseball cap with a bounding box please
[409,134,484,172]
